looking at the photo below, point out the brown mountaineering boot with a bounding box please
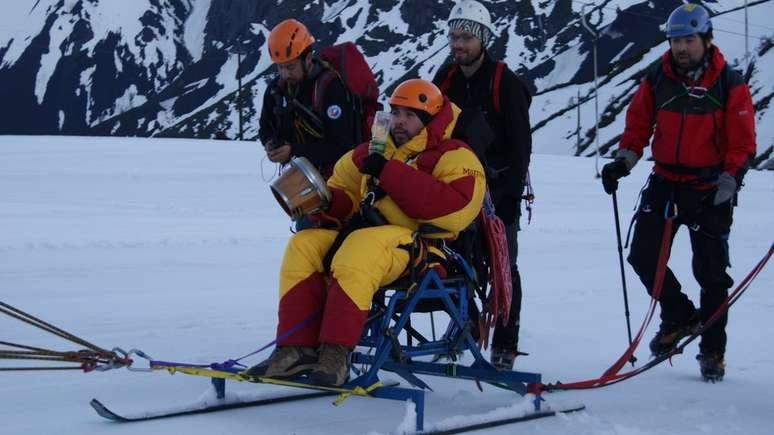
[490,347,521,371]
[696,352,726,382]
[243,346,317,379]
[649,312,700,357]
[308,343,350,386]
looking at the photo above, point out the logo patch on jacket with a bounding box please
[327,105,342,120]
[463,168,484,179]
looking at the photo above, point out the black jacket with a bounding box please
[432,53,532,200]
[259,59,358,176]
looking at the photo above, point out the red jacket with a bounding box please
[322,97,486,240]
[619,46,756,182]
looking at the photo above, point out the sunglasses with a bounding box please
[447,33,478,44]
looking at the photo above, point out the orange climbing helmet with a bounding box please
[389,79,444,117]
[267,19,315,63]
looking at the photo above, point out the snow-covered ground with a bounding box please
[0,135,772,434]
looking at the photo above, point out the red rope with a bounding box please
[543,214,674,390]
[541,238,772,392]
[482,209,512,324]
[476,192,513,349]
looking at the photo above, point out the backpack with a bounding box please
[314,42,380,143]
[649,61,734,114]
[437,61,509,113]
[438,60,536,223]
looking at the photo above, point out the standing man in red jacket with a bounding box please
[602,4,756,382]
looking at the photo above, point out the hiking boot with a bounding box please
[696,352,725,382]
[308,343,350,386]
[243,346,317,379]
[242,353,272,378]
[490,347,520,371]
[649,314,700,357]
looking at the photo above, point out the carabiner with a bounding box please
[664,199,678,220]
[363,190,376,208]
[123,348,156,372]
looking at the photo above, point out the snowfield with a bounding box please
[1,135,772,434]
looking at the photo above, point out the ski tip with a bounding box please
[558,404,587,414]
[90,398,124,421]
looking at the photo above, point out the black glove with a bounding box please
[495,196,520,226]
[601,159,630,195]
[360,153,388,178]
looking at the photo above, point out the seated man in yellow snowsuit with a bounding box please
[249,79,486,386]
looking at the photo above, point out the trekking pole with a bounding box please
[612,191,637,366]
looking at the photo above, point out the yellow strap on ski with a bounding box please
[157,365,249,382]
[154,364,385,399]
[333,381,384,406]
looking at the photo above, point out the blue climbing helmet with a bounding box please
[665,4,712,38]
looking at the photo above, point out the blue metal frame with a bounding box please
[344,266,543,431]
[208,259,544,433]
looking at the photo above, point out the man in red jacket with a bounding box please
[601,4,756,382]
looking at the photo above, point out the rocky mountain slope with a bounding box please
[0,0,771,165]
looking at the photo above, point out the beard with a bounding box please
[391,129,409,146]
[674,53,702,71]
[452,46,483,67]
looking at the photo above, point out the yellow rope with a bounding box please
[333,381,385,406]
[157,365,247,382]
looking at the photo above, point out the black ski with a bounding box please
[423,405,586,434]
[90,390,335,422]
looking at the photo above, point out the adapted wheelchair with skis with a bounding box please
[338,223,544,431]
[92,219,556,432]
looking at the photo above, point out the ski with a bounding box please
[91,377,402,422]
[90,390,335,422]
[423,405,586,434]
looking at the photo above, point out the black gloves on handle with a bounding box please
[602,149,639,195]
[602,159,630,194]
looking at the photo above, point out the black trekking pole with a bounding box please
[612,190,637,366]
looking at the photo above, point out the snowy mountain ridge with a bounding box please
[0,0,771,165]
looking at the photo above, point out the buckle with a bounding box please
[687,86,708,99]
[664,199,678,219]
[362,191,376,208]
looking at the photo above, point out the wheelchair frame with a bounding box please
[206,255,544,432]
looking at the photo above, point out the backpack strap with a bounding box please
[311,63,364,143]
[647,63,665,102]
[492,61,505,113]
[438,64,459,94]
[648,64,677,113]
[336,44,348,85]
[710,63,732,108]
[312,68,340,115]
